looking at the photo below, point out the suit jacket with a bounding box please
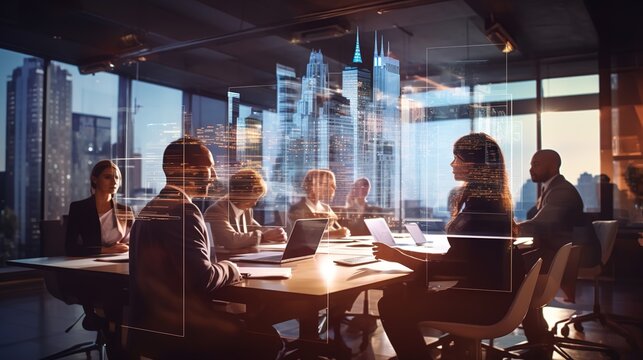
[287,197,341,233]
[129,186,239,337]
[204,197,263,250]
[520,175,600,267]
[65,196,133,256]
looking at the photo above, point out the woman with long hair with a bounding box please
[374,133,525,360]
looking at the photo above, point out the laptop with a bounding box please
[364,218,415,247]
[404,222,432,246]
[230,218,329,264]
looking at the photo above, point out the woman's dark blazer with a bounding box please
[65,196,133,256]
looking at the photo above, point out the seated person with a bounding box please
[374,133,526,360]
[128,137,281,359]
[66,160,133,256]
[204,168,286,250]
[65,159,134,331]
[288,169,350,239]
[337,177,385,235]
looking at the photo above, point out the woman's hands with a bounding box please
[102,242,129,254]
[329,227,351,239]
[372,242,401,262]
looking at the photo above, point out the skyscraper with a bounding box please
[327,92,354,205]
[71,113,112,202]
[237,111,263,169]
[297,50,330,170]
[44,63,73,222]
[368,33,401,209]
[275,63,302,200]
[342,28,372,186]
[5,59,44,257]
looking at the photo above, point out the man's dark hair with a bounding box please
[162,136,210,177]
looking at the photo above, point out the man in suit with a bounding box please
[288,169,351,238]
[519,149,599,267]
[518,149,600,356]
[204,168,286,250]
[128,137,281,359]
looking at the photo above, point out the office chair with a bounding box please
[557,220,641,350]
[504,244,618,359]
[40,219,106,360]
[420,259,542,360]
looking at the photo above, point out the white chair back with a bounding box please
[532,243,572,308]
[592,220,618,266]
[421,258,542,341]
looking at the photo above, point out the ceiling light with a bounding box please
[486,22,517,54]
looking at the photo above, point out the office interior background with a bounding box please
[1,0,642,262]
[0,0,642,357]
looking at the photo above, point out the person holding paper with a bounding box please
[288,169,351,238]
[374,133,526,360]
[204,168,286,250]
[128,137,282,359]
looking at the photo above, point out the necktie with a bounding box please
[241,212,248,233]
[536,186,545,210]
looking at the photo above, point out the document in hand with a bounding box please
[238,266,292,279]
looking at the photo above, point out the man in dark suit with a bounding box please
[128,137,281,359]
[204,168,286,250]
[518,149,600,355]
[519,149,599,267]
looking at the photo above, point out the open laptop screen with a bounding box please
[282,218,328,260]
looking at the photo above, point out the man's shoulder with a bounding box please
[70,196,93,209]
[204,199,229,218]
[550,175,581,196]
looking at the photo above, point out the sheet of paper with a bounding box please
[95,253,129,262]
[238,266,292,279]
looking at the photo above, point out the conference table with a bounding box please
[9,235,451,359]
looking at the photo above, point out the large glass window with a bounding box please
[130,80,183,206]
[45,61,119,222]
[541,110,601,211]
[1,49,44,261]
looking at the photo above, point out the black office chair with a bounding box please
[40,219,106,360]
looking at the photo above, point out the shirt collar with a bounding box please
[229,200,244,219]
[541,174,560,193]
[305,197,324,213]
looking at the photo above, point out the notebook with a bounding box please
[230,218,329,264]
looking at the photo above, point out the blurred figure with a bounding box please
[339,177,384,235]
[205,168,286,250]
[374,133,525,360]
[288,169,350,238]
[129,137,281,359]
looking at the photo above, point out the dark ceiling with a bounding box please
[1,0,641,107]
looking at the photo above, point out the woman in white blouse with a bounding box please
[66,160,134,256]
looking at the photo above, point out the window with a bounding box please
[1,49,44,261]
[131,80,183,200]
[45,62,119,222]
[541,110,601,211]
